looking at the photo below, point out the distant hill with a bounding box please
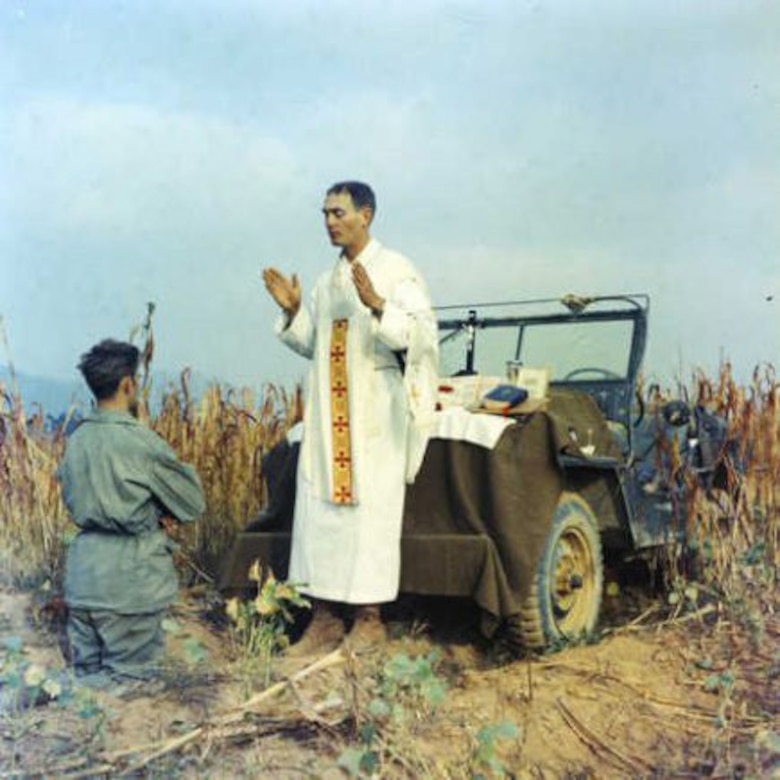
[0,366,86,414]
[0,365,238,415]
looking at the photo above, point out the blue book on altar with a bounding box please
[481,384,529,411]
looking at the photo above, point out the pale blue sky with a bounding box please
[1,0,778,392]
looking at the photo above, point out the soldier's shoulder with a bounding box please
[130,423,169,450]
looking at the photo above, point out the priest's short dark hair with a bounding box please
[327,181,376,218]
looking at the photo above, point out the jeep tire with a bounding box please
[510,492,604,650]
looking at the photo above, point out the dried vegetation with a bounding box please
[0,369,301,588]
[0,337,777,776]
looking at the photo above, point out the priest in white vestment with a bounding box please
[262,181,438,652]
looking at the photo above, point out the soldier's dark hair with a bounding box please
[77,339,140,401]
[326,181,376,219]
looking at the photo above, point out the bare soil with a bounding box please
[1,578,777,779]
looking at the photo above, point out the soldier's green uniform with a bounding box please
[58,408,205,682]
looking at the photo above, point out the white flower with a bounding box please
[23,664,46,687]
[248,560,262,582]
[225,597,240,622]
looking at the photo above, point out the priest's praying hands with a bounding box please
[352,261,385,317]
[262,268,301,318]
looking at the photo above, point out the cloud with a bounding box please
[1,2,778,389]
[418,240,780,384]
[0,97,310,384]
[3,97,298,237]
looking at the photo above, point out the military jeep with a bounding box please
[221,294,731,650]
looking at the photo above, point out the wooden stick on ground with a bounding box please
[556,697,656,776]
[123,727,206,774]
[655,603,717,630]
[601,604,661,636]
[220,646,346,724]
[539,659,720,724]
[34,647,347,777]
[124,647,347,773]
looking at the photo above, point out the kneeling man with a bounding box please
[58,339,205,688]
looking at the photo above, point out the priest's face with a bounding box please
[322,192,371,258]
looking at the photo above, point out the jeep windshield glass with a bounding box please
[517,320,633,380]
[438,315,634,380]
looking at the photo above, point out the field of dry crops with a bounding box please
[0,359,778,777]
[0,368,301,587]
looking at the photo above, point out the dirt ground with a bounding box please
[1,577,778,779]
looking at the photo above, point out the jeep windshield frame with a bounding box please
[436,294,649,450]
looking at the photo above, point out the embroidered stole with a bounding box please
[329,319,354,504]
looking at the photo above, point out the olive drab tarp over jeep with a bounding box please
[220,294,735,650]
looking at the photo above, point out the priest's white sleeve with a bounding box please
[372,276,439,482]
[275,301,316,360]
[373,278,431,351]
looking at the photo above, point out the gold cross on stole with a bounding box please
[329,319,354,504]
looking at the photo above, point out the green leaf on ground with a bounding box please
[703,674,721,693]
[1,636,23,653]
[337,747,365,777]
[183,637,208,665]
[367,698,391,718]
[756,730,780,755]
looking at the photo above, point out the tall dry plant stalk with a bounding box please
[0,317,72,584]
[0,372,301,586]
[0,383,71,585]
[676,363,778,620]
[1,332,775,612]
[152,372,302,569]
[1,304,301,584]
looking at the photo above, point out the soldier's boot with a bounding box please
[345,605,386,653]
[286,603,345,658]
